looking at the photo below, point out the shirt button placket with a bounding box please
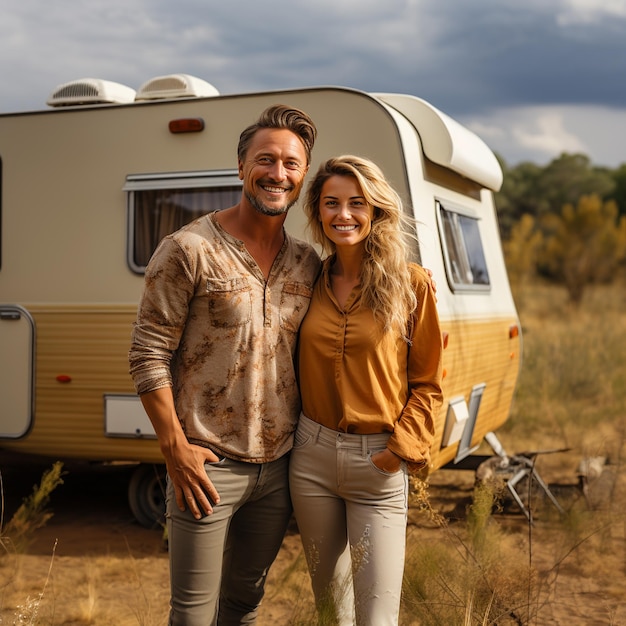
[264,284,271,327]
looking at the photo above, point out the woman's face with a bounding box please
[318,175,374,250]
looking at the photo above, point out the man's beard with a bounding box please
[246,190,297,217]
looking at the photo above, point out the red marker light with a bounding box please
[168,118,205,133]
[56,374,72,383]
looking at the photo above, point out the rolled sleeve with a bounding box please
[387,267,443,467]
[129,237,193,395]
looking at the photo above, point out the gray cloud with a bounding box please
[2,0,626,166]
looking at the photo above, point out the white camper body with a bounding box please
[0,78,521,525]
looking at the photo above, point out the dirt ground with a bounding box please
[1,452,625,625]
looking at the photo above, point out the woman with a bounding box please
[289,156,443,625]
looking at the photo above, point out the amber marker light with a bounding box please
[509,324,519,339]
[168,118,205,133]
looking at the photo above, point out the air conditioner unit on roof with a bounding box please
[135,74,219,101]
[47,78,136,107]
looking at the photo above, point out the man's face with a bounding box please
[238,128,309,217]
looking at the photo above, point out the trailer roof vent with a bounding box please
[46,78,136,107]
[135,74,219,101]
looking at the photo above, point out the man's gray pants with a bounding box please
[167,454,292,625]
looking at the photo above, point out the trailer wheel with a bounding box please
[128,463,167,529]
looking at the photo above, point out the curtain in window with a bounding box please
[133,187,241,268]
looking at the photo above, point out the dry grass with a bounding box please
[0,465,170,626]
[0,550,171,625]
[1,281,625,624]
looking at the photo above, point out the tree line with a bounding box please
[494,153,626,303]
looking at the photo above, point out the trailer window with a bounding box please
[437,200,490,291]
[125,171,242,273]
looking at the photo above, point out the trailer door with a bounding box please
[0,305,35,438]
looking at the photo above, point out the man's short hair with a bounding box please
[237,104,317,165]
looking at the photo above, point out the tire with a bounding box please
[128,463,167,528]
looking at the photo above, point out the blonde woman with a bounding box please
[289,156,443,626]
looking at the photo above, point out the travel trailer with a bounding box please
[0,74,522,527]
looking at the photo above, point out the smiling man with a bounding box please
[129,105,320,625]
[238,127,308,218]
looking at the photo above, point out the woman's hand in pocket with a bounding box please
[371,448,402,473]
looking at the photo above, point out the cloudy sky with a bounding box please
[2,0,626,168]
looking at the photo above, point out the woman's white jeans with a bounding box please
[289,413,408,626]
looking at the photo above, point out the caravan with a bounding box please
[0,75,521,526]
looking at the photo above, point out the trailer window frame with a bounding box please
[125,170,242,274]
[0,157,3,272]
[436,199,491,292]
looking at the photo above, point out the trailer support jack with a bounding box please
[482,432,566,523]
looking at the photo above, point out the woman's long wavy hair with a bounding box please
[304,155,418,337]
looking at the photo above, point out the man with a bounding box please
[129,104,320,625]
